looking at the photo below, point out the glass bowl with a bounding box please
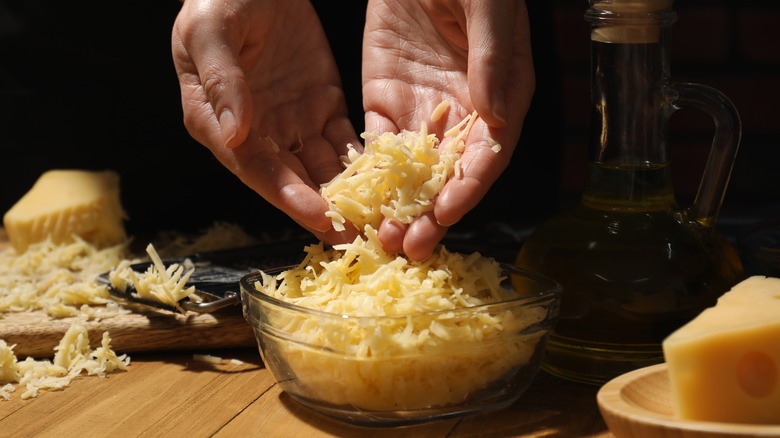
[239,263,561,427]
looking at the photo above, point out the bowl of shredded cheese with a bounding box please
[239,228,561,426]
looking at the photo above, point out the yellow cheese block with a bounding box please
[3,169,127,253]
[662,275,780,424]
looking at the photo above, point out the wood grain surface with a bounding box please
[0,308,256,358]
[0,349,614,438]
[597,364,780,438]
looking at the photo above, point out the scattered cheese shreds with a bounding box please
[0,219,259,400]
[108,243,197,313]
[106,223,264,313]
[0,236,129,317]
[0,341,20,383]
[0,319,129,400]
[192,354,246,366]
[252,225,548,410]
[1,383,14,400]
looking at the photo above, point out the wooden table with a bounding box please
[0,227,612,437]
[0,347,613,437]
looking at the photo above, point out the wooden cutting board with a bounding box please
[0,308,256,358]
[0,230,256,358]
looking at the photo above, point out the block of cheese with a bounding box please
[662,275,780,424]
[3,169,127,253]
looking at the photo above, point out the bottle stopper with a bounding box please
[588,0,676,44]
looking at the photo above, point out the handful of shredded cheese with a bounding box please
[320,110,494,232]
[253,226,547,410]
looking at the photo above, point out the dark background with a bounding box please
[0,1,777,242]
[0,1,562,238]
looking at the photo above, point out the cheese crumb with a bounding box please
[193,354,222,364]
[430,101,450,122]
[264,136,281,153]
[0,383,14,400]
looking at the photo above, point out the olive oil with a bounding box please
[515,1,744,385]
[515,162,743,384]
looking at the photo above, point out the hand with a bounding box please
[363,0,535,260]
[171,0,360,243]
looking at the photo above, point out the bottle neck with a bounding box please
[581,3,678,210]
[586,4,676,166]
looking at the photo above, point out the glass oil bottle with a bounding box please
[515,0,744,385]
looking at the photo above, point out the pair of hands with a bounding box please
[171,0,534,260]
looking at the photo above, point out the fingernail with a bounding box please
[219,109,238,148]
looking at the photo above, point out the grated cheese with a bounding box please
[264,136,281,153]
[0,319,129,400]
[430,100,450,122]
[150,221,260,259]
[108,243,199,313]
[0,216,264,401]
[0,236,130,318]
[0,181,264,398]
[320,108,491,233]
[254,109,527,409]
[254,226,547,410]
[0,383,14,400]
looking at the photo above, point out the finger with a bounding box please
[293,95,362,186]
[230,142,335,234]
[465,0,532,129]
[378,219,407,254]
[172,36,215,148]
[435,121,510,227]
[171,3,252,151]
[364,110,399,137]
[309,221,360,247]
[403,212,448,261]
[323,115,364,158]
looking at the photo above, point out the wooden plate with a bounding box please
[597,363,780,438]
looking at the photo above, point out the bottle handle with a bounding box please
[668,82,741,228]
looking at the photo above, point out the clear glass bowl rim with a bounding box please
[239,262,562,322]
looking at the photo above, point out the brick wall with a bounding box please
[551,0,780,217]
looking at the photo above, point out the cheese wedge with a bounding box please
[662,275,780,424]
[3,169,127,253]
